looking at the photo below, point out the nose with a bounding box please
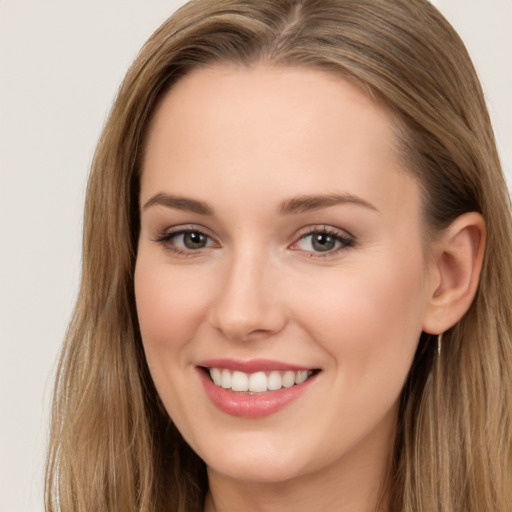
[208,249,287,342]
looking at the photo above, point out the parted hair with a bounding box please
[45,1,512,511]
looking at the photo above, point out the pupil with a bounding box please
[312,233,335,252]
[184,232,206,249]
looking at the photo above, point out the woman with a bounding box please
[45,0,512,511]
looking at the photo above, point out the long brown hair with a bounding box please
[45,1,512,510]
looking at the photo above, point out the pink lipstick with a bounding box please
[197,359,318,418]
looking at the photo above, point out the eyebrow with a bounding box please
[277,193,378,215]
[142,191,377,216]
[142,192,214,215]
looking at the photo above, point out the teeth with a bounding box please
[221,369,231,389]
[208,368,313,392]
[210,368,222,386]
[267,371,282,391]
[231,371,249,391]
[282,371,295,388]
[248,372,267,392]
[295,370,308,385]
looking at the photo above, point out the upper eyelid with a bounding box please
[292,224,355,240]
[153,224,218,240]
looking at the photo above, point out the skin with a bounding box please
[135,64,454,512]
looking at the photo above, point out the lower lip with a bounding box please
[198,369,316,418]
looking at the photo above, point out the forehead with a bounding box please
[141,64,419,224]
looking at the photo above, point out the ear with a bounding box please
[422,212,486,334]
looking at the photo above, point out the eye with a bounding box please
[292,227,355,255]
[154,228,217,253]
[176,231,210,249]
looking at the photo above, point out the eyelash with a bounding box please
[153,225,356,258]
[153,225,218,256]
[292,226,356,257]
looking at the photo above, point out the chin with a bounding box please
[205,453,309,484]
[194,431,314,484]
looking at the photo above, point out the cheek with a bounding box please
[293,257,427,453]
[134,258,211,352]
[133,257,212,422]
[292,254,427,381]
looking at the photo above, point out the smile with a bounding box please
[207,368,313,393]
[197,359,320,418]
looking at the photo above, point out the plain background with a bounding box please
[1,1,511,510]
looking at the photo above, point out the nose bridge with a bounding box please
[209,242,285,340]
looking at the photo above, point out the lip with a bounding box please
[198,358,312,373]
[197,359,319,418]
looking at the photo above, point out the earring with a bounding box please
[437,333,443,356]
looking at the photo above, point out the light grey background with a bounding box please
[1,1,510,511]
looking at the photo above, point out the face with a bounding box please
[135,65,435,485]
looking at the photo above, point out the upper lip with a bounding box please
[197,358,315,373]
